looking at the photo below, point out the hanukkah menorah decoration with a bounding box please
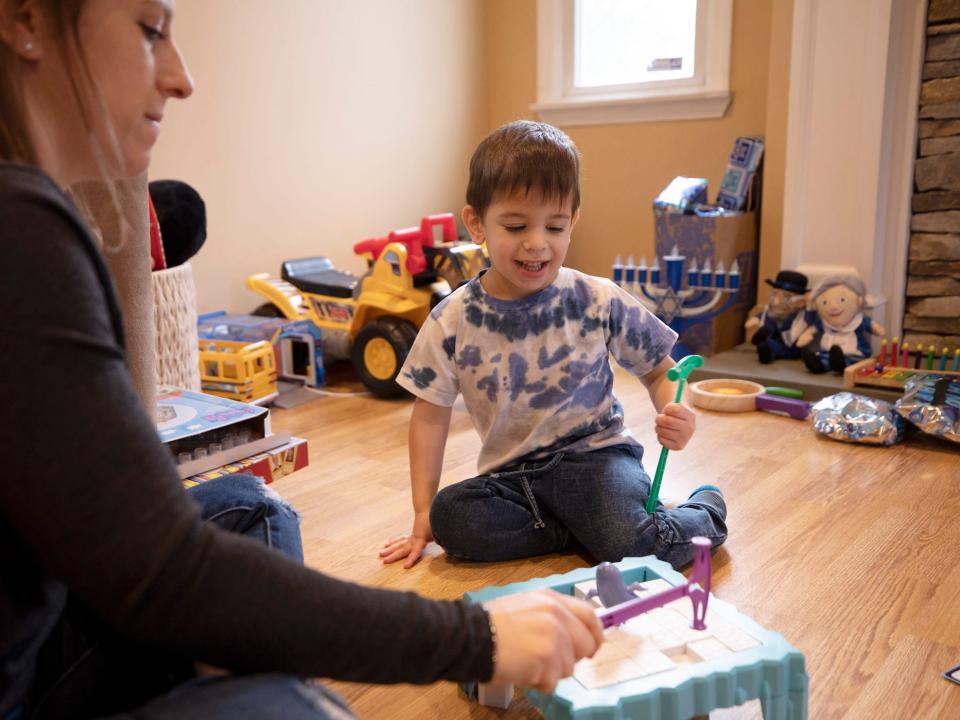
[613,246,742,359]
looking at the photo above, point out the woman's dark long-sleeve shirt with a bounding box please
[0,163,491,712]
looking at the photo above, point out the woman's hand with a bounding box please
[485,589,603,693]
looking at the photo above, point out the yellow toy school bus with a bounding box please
[198,339,278,404]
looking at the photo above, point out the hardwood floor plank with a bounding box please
[843,635,957,719]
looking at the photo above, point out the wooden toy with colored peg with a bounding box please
[844,337,960,391]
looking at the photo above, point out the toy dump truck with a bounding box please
[247,213,487,398]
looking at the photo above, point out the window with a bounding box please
[533,0,732,126]
[574,0,697,89]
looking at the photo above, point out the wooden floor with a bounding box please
[268,363,960,720]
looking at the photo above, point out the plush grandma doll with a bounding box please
[744,270,809,364]
[795,275,885,374]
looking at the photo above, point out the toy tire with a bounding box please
[252,302,283,318]
[352,317,418,398]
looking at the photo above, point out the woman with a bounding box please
[0,1,602,718]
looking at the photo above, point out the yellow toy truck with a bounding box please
[198,339,279,405]
[246,213,487,398]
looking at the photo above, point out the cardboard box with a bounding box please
[157,385,290,479]
[183,437,309,487]
[653,210,758,356]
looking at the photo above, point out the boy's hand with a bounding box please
[486,589,603,693]
[655,402,696,450]
[380,510,434,568]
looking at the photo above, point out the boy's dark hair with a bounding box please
[466,120,580,218]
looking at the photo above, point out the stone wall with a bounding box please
[906,0,960,353]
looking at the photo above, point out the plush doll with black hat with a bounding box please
[744,269,809,364]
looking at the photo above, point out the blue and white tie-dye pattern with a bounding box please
[397,268,677,474]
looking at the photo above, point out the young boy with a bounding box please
[381,121,727,571]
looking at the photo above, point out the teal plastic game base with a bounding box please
[464,556,808,720]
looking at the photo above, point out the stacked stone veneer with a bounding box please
[907,0,960,351]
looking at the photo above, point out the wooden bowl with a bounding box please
[689,379,765,412]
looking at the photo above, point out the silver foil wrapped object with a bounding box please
[895,375,960,445]
[811,392,906,446]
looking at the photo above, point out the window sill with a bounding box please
[531,89,732,127]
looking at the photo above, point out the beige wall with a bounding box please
[483,0,793,305]
[151,0,485,314]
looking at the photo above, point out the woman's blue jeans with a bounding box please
[430,445,727,569]
[101,675,355,720]
[17,475,354,720]
[187,473,304,559]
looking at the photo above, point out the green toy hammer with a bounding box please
[644,354,704,514]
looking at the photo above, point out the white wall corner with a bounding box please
[780,0,816,272]
[780,0,926,334]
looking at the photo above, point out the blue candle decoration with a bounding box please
[625,255,635,285]
[700,258,712,287]
[714,259,726,289]
[612,254,623,284]
[651,258,661,285]
[665,246,684,291]
[728,258,740,290]
[637,257,648,284]
[687,258,699,287]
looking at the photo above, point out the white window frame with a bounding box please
[532,0,733,127]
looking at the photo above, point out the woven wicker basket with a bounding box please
[153,262,201,391]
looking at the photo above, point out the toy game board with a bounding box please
[463,556,807,719]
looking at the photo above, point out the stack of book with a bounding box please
[156,385,308,485]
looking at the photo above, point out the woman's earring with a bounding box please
[25,42,34,51]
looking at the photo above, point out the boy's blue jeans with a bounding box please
[430,445,727,569]
[16,475,354,720]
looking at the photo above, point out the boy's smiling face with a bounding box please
[463,189,579,301]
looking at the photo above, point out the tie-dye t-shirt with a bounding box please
[397,267,677,474]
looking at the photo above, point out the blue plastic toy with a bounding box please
[463,555,808,720]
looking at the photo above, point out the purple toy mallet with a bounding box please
[597,537,712,630]
[755,393,810,420]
